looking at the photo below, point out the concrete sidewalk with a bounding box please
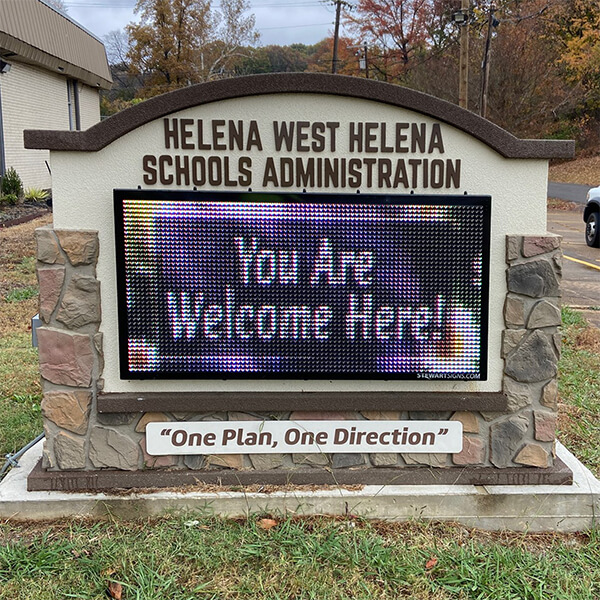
[1,441,598,532]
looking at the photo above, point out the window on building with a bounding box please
[67,79,81,131]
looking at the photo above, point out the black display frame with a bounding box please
[114,189,491,381]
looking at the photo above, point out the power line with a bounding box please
[260,22,332,31]
[65,1,326,7]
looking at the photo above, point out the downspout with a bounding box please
[74,81,81,130]
[0,73,6,178]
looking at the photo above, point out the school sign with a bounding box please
[25,74,573,490]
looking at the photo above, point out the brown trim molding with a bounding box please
[25,73,574,159]
[97,391,508,414]
[27,457,572,491]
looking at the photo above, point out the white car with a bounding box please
[585,185,600,247]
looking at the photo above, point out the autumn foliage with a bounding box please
[346,0,441,72]
[126,0,258,97]
[103,0,600,149]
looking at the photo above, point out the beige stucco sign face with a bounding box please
[26,75,571,396]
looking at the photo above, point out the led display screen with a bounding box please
[114,190,490,380]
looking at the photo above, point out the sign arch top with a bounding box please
[25,73,573,159]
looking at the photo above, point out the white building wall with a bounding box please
[0,61,101,189]
[78,82,101,130]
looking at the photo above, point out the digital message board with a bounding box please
[114,190,490,380]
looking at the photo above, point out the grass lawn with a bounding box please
[0,216,49,456]
[1,517,599,600]
[1,214,600,599]
[557,309,600,477]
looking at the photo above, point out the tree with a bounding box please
[104,29,131,69]
[386,0,572,139]
[45,0,68,12]
[127,0,259,98]
[212,0,260,76]
[235,45,310,75]
[305,37,362,76]
[344,0,454,81]
[541,0,600,148]
[480,1,569,138]
[102,30,145,117]
[554,0,600,107]
[127,0,212,96]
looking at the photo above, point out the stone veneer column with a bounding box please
[492,234,562,469]
[35,226,140,471]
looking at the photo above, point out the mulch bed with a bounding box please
[0,203,50,228]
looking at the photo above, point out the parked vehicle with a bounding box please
[584,185,600,247]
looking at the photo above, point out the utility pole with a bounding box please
[332,0,342,74]
[480,1,497,118]
[459,0,469,109]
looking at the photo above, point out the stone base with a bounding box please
[2,442,597,532]
[28,458,572,492]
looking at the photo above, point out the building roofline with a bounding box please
[37,0,104,44]
[25,73,575,159]
[0,0,112,88]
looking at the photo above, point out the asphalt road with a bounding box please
[546,180,599,326]
[547,206,600,328]
[547,181,591,204]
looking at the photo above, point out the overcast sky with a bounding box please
[63,0,343,46]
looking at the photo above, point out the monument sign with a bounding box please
[25,74,573,490]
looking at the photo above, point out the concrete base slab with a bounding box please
[1,441,599,532]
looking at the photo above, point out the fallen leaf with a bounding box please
[425,556,438,570]
[184,520,200,527]
[257,518,278,530]
[101,568,116,577]
[108,581,123,600]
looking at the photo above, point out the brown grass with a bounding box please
[0,215,51,399]
[0,334,41,398]
[549,156,600,186]
[0,516,592,552]
[0,215,51,335]
[0,297,38,337]
[575,323,600,353]
[0,215,51,289]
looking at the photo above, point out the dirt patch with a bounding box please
[547,198,580,211]
[550,156,600,186]
[0,213,52,271]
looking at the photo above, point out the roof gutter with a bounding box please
[0,32,112,90]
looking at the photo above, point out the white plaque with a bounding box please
[146,420,463,455]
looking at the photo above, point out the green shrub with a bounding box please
[1,167,23,200]
[24,187,49,203]
[1,193,19,206]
